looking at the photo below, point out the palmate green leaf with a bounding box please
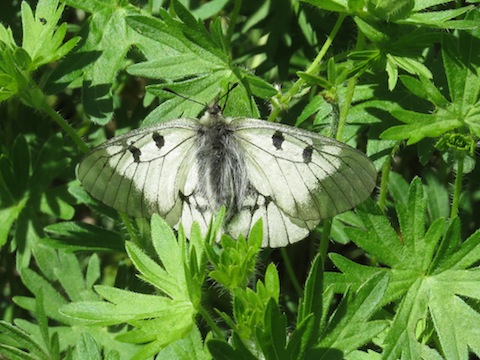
[299,0,348,13]
[21,0,80,70]
[326,178,480,359]
[382,28,480,143]
[0,134,75,264]
[0,321,49,360]
[399,75,449,108]
[126,18,256,125]
[15,262,92,324]
[155,327,209,360]
[367,0,414,22]
[398,6,477,29]
[207,333,257,360]
[48,1,146,124]
[424,170,450,222]
[316,273,389,356]
[8,246,139,357]
[72,333,106,360]
[42,221,123,252]
[351,17,440,90]
[0,0,78,105]
[381,108,463,144]
[345,200,404,268]
[61,214,206,357]
[125,0,271,124]
[39,185,75,220]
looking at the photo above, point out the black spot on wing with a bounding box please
[264,195,273,206]
[128,144,141,163]
[272,131,284,150]
[303,145,313,163]
[152,132,165,149]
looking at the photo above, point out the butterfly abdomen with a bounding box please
[196,116,249,218]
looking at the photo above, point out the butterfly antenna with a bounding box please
[163,84,238,114]
[217,83,238,109]
[162,88,206,107]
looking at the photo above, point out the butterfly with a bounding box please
[77,102,376,247]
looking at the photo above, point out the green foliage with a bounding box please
[1,0,480,359]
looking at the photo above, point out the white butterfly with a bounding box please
[77,104,376,247]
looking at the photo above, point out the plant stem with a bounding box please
[336,75,357,141]
[318,219,332,263]
[451,156,464,218]
[378,142,401,210]
[280,247,303,297]
[199,305,224,338]
[226,0,242,46]
[336,32,365,141]
[40,99,89,153]
[120,213,140,246]
[268,13,346,122]
[378,156,391,211]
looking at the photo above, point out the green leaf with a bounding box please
[346,200,404,268]
[30,134,70,193]
[42,222,123,252]
[126,241,183,299]
[207,220,262,291]
[399,6,476,29]
[443,31,480,134]
[190,0,230,20]
[380,108,463,144]
[15,268,72,324]
[0,203,24,246]
[155,326,210,360]
[286,315,315,359]
[39,185,75,220]
[300,0,349,13]
[11,135,30,200]
[257,298,287,358]
[328,177,480,359]
[435,225,480,272]
[49,2,140,124]
[424,170,450,221]
[73,333,102,359]
[354,17,389,44]
[396,177,426,252]
[298,253,323,328]
[317,273,389,355]
[60,214,202,356]
[367,0,414,21]
[207,335,257,360]
[399,75,448,108]
[0,321,49,359]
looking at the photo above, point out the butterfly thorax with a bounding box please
[196,110,249,218]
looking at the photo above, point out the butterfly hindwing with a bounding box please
[226,193,314,247]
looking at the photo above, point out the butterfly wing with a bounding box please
[230,118,376,247]
[77,118,202,226]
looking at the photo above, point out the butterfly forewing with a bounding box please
[77,119,200,220]
[232,118,376,222]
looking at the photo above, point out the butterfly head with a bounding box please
[199,103,228,125]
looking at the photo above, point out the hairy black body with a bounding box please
[196,108,250,218]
